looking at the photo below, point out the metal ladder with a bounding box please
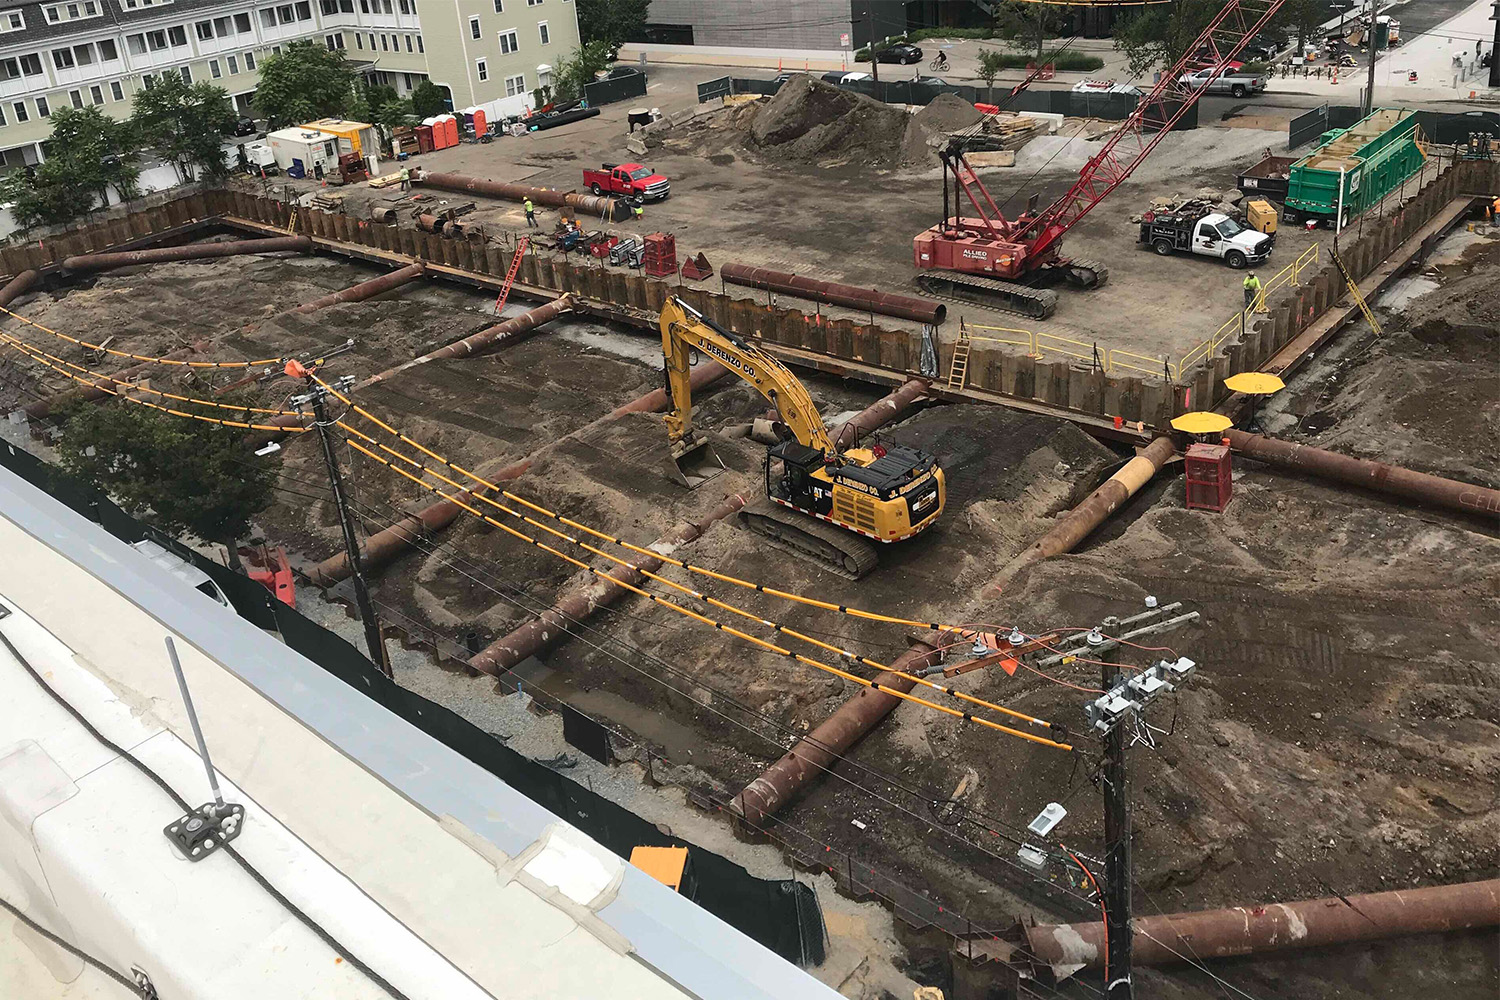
[947,334,972,390]
[493,236,529,315]
[1330,244,1382,336]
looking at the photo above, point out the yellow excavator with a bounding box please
[660,296,945,579]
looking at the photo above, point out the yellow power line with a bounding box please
[345,435,1073,752]
[0,303,282,368]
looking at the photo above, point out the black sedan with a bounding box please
[875,42,923,64]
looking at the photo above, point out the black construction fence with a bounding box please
[1290,105,1500,151]
[710,75,1199,130]
[583,69,649,108]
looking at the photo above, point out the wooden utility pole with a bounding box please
[1363,0,1378,114]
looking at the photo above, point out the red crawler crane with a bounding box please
[912,0,1287,319]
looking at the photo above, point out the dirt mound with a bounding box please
[745,75,910,166]
[898,92,986,166]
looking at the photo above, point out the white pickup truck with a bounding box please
[1139,211,1274,269]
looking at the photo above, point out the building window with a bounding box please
[498,28,518,54]
[234,12,251,32]
[226,54,238,73]
[75,43,95,66]
[277,5,295,24]
[259,8,275,28]
[367,33,375,49]
[69,89,83,108]
[527,0,541,6]
[398,0,410,12]
[378,34,387,50]
[89,84,103,104]
[468,16,481,39]
[493,0,502,10]
[476,58,487,81]
[179,65,191,82]
[0,59,19,80]
[213,15,232,35]
[44,3,102,22]
[195,20,213,41]
[167,26,187,47]
[244,51,256,70]
[320,0,337,14]
[381,0,392,12]
[0,106,6,126]
[142,73,155,88]
[20,54,42,76]
[272,44,280,53]
[110,80,123,100]
[504,73,524,96]
[0,10,24,32]
[537,20,548,44]
[387,33,397,48]
[537,68,550,87]
[295,1,312,20]
[416,35,423,52]
[404,34,412,51]
[353,34,362,49]
[210,59,221,77]
[122,0,175,7]
[36,96,50,118]
[13,102,28,123]
[98,39,118,60]
[52,48,75,71]
[325,34,345,50]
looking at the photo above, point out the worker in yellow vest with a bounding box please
[1243,272,1266,313]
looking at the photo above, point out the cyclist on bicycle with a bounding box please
[931,50,949,72]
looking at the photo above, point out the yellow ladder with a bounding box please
[947,336,972,391]
[1330,246,1382,336]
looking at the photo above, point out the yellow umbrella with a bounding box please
[1223,372,1286,396]
[1170,411,1234,435]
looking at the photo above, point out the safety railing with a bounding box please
[1176,241,1322,378]
[961,321,1176,384]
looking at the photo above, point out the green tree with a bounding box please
[409,79,448,118]
[252,40,356,126]
[1114,0,1224,78]
[0,106,140,229]
[553,40,613,101]
[975,48,1006,104]
[130,74,235,183]
[55,400,279,553]
[992,0,1069,58]
[576,0,650,49]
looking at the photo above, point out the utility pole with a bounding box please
[1363,0,1378,115]
[864,5,879,84]
[1490,2,1499,89]
[1038,603,1200,1000]
[293,373,392,677]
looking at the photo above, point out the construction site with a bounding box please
[1,7,1497,1000]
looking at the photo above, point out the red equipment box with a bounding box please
[643,232,676,277]
[1184,442,1232,513]
[416,124,434,154]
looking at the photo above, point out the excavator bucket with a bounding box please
[669,437,726,489]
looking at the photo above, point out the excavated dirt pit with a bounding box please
[6,247,1497,1000]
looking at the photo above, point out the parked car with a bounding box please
[875,42,923,64]
[1177,66,1266,98]
[231,116,258,137]
[1241,32,1287,61]
[912,75,947,86]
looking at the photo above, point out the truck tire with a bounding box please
[1153,239,1174,256]
[1225,250,1247,269]
[590,182,603,195]
[1231,84,1247,98]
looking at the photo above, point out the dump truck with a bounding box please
[1283,108,1425,226]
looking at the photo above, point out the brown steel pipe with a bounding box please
[468,493,749,676]
[994,436,1177,591]
[1225,429,1500,520]
[1025,878,1500,970]
[832,377,930,450]
[309,351,735,584]
[0,269,38,308]
[23,341,207,419]
[721,263,947,325]
[292,262,425,315]
[358,294,575,390]
[418,171,573,209]
[730,635,944,826]
[62,236,312,273]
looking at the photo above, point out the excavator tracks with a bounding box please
[1063,257,1110,288]
[916,271,1059,320]
[738,499,880,581]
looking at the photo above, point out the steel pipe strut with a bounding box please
[1225,429,1500,520]
[1024,878,1500,970]
[23,341,209,419]
[721,262,947,325]
[62,236,312,273]
[293,262,426,315]
[0,269,38,308]
[994,435,1177,590]
[419,171,573,209]
[730,635,943,826]
[468,494,749,676]
[308,356,736,585]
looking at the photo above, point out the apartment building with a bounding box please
[0,0,578,170]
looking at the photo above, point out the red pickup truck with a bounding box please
[582,162,671,201]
